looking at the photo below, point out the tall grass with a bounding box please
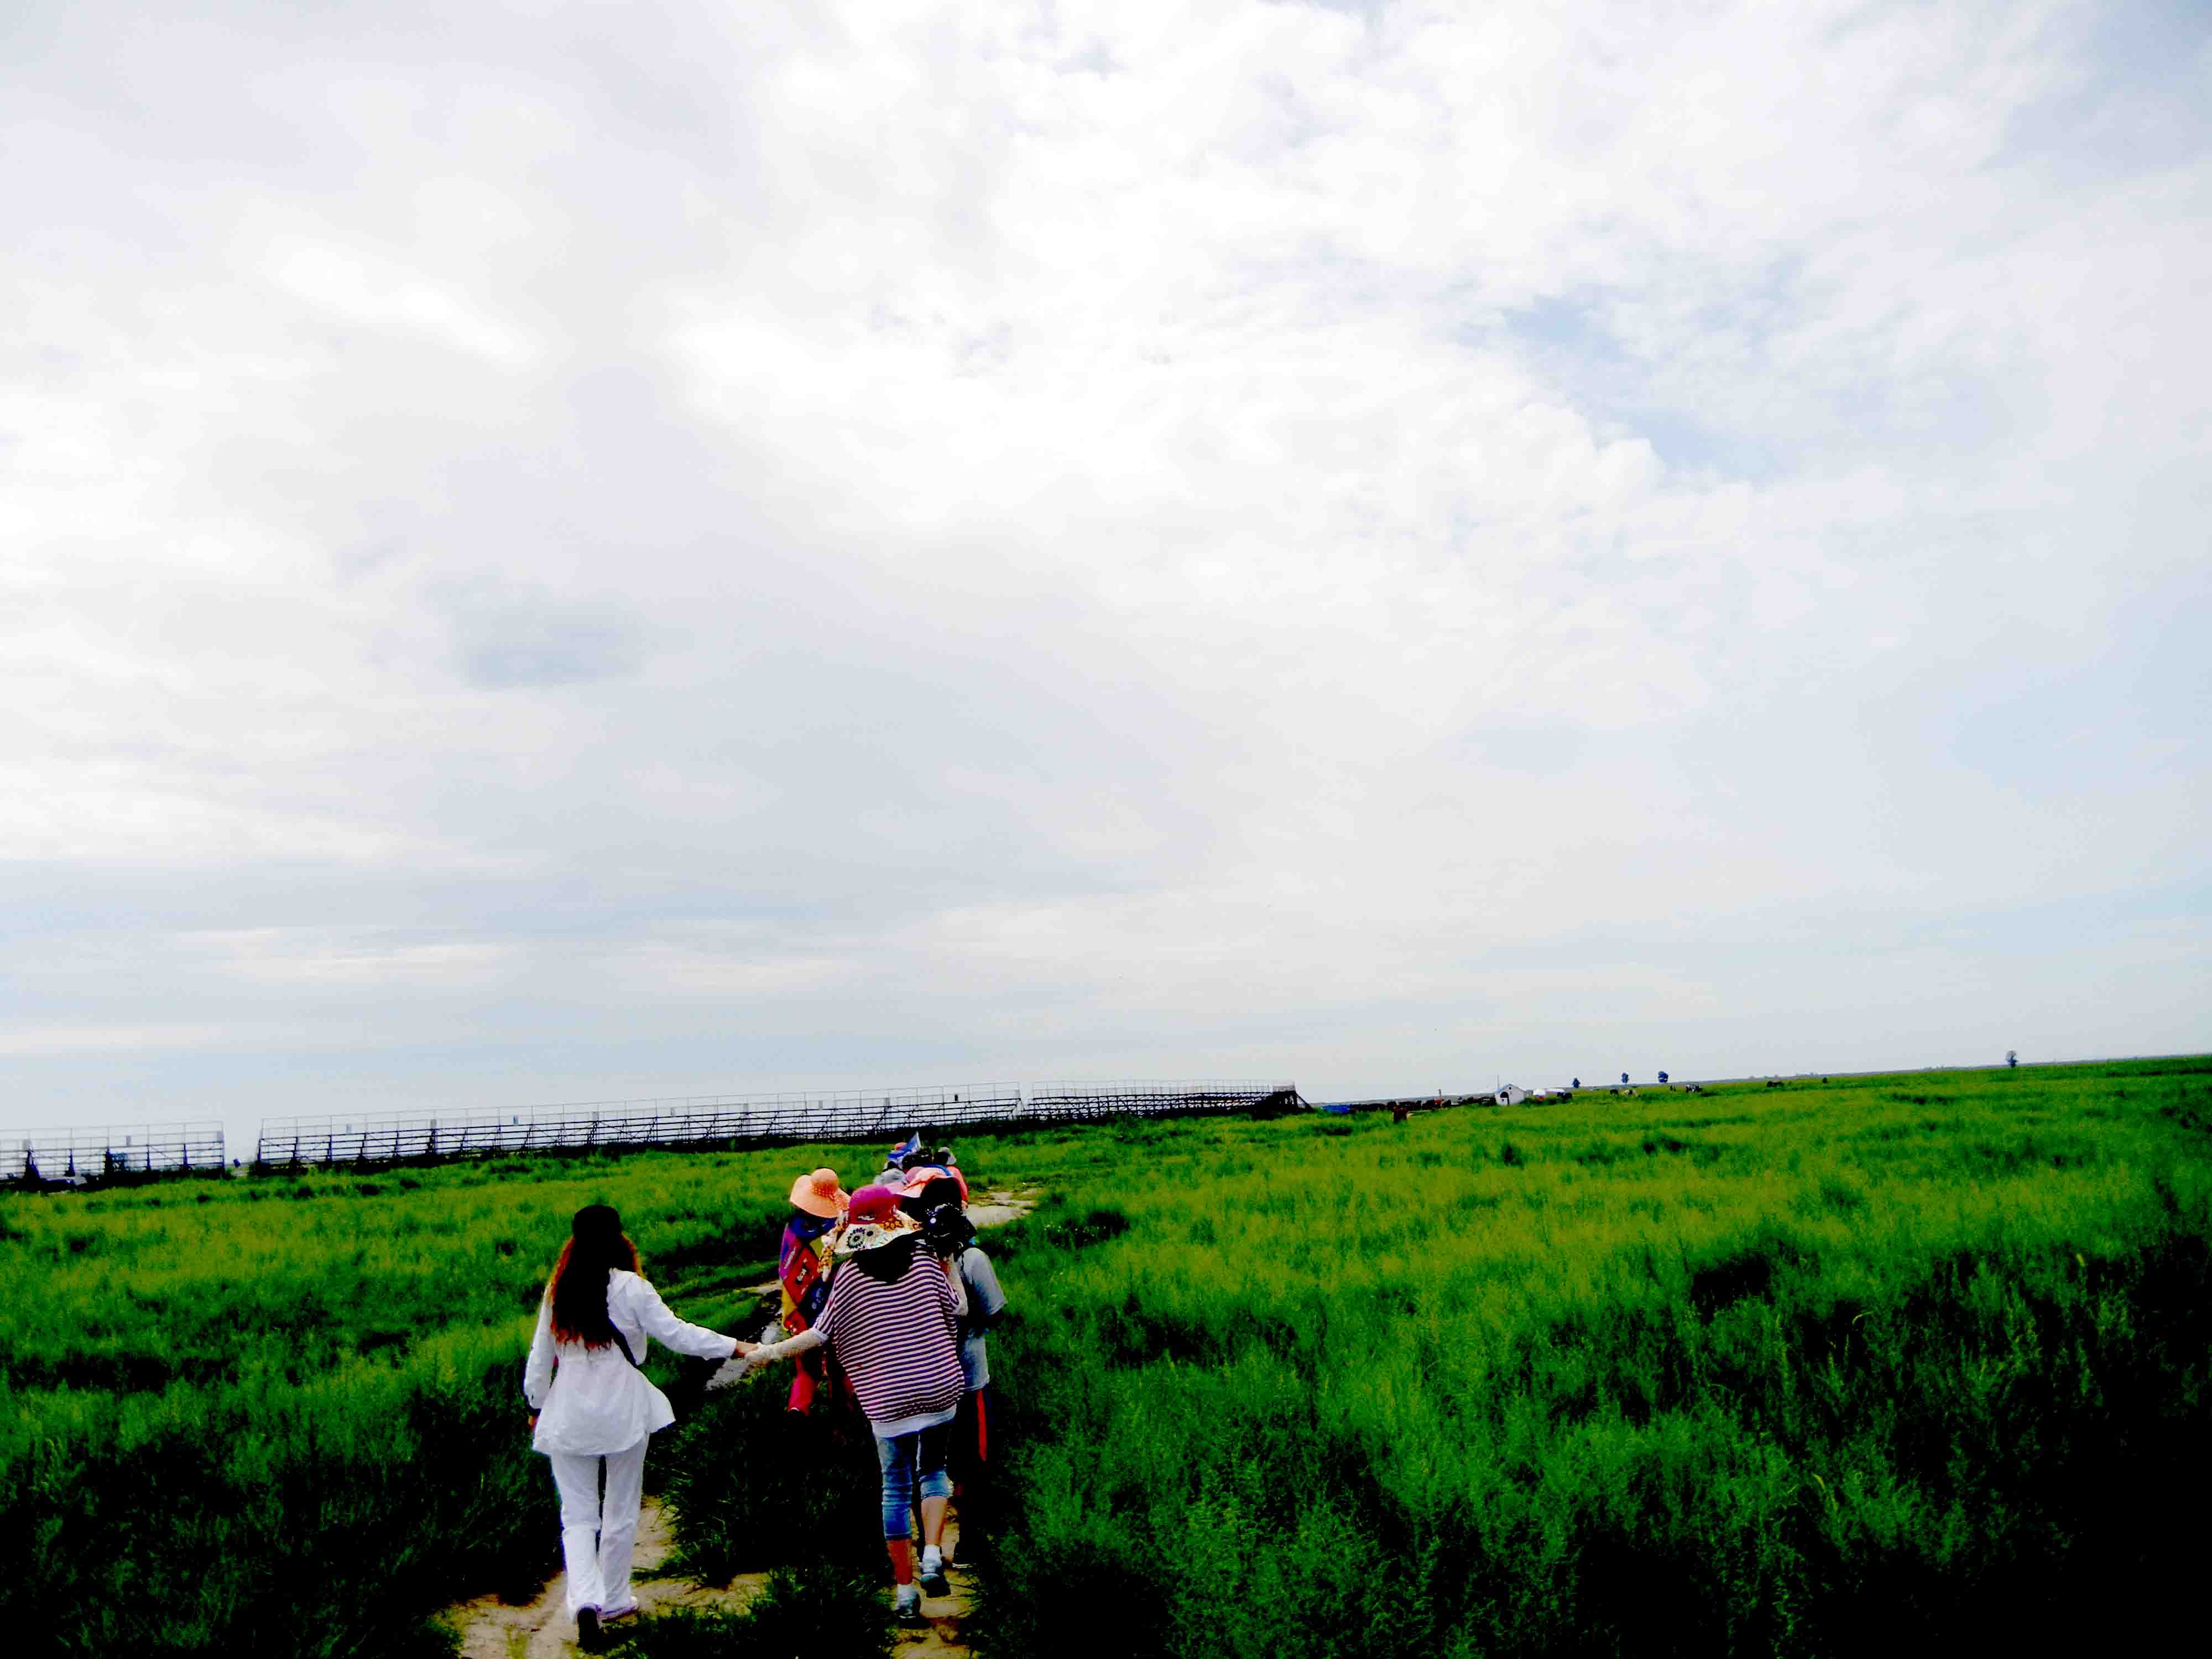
[9,1060,2208,1655]
[2,1146,829,1656]
[954,1060,2212,1656]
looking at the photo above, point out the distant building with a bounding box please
[1494,1084,1530,1107]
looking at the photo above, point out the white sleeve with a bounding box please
[706,1325,824,1391]
[625,1276,739,1361]
[752,1327,828,1362]
[524,1293,556,1408]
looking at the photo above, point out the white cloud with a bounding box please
[0,1023,272,1058]
[262,237,545,368]
[186,930,520,988]
[0,0,2205,1138]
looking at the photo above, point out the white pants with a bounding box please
[547,1439,648,1618]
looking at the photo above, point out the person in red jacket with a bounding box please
[776,1166,848,1413]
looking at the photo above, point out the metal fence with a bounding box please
[3,1122,227,1181]
[254,1079,1302,1169]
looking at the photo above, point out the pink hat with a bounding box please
[787,1167,848,1219]
[896,1164,969,1204]
[835,1184,922,1254]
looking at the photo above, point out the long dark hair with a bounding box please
[546,1204,639,1347]
[853,1234,921,1284]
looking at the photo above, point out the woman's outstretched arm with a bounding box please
[739,1327,827,1363]
[623,1276,740,1361]
[706,1325,824,1391]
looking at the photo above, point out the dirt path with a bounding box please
[443,1496,980,1658]
[442,1186,1037,1656]
[445,1496,764,1659]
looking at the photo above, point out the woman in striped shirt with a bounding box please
[735,1184,967,1625]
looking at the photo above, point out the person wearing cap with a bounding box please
[525,1205,740,1651]
[879,1130,921,1180]
[733,1185,968,1626]
[778,1167,848,1413]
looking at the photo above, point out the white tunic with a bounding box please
[524,1268,737,1456]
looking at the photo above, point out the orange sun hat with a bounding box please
[787,1167,848,1218]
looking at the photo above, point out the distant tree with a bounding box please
[2006,1050,2018,1068]
[1571,1078,1580,1089]
[1620,1072,1629,1086]
[1658,1070,1669,1084]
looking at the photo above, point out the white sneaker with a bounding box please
[920,1545,948,1593]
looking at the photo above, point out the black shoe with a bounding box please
[919,1563,950,1597]
[577,1607,604,1651]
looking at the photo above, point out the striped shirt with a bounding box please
[818,1251,966,1434]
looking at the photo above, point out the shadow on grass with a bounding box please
[604,1563,891,1657]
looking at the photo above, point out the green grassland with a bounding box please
[7,1058,2210,1656]
[2,1144,816,1656]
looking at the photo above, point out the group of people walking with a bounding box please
[521,1142,1008,1648]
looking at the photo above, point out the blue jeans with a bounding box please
[874,1421,953,1541]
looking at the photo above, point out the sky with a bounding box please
[3,0,2208,1154]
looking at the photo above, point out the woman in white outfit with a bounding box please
[525,1204,738,1650]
